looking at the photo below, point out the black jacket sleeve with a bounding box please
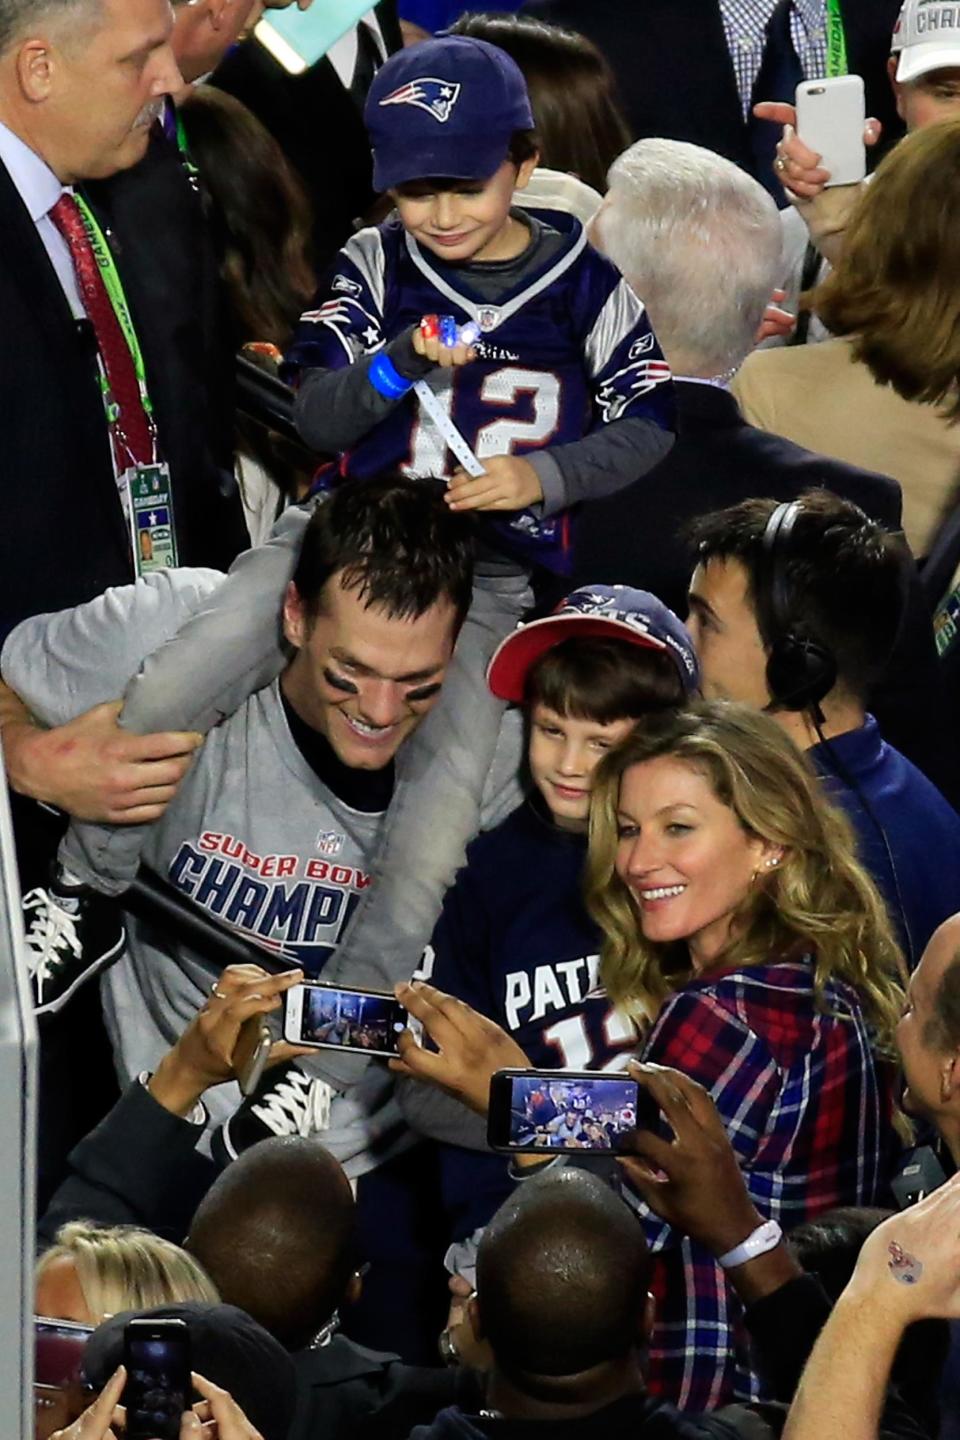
[37,1080,216,1248]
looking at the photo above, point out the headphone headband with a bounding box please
[759,500,836,714]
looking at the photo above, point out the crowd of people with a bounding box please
[4,0,960,1437]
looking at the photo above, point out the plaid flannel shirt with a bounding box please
[633,954,895,1412]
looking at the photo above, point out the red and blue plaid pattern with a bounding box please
[633,954,896,1411]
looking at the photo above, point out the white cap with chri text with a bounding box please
[892,0,960,83]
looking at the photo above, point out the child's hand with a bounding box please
[411,315,477,370]
[446,455,543,511]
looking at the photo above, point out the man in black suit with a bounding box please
[0,0,254,1209]
[579,135,960,806]
[522,0,903,194]
[211,2,402,271]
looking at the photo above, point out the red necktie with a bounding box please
[50,192,154,467]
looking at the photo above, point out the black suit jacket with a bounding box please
[0,140,247,634]
[522,0,904,181]
[572,382,960,806]
[0,156,132,632]
[212,2,402,273]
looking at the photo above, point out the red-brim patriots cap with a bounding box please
[365,36,535,193]
[487,585,702,703]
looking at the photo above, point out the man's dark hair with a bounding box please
[688,490,907,703]
[292,475,473,627]
[476,1169,652,1390]
[393,131,540,195]
[185,1137,358,1352]
[526,637,686,722]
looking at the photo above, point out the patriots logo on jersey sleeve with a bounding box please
[596,357,672,422]
[379,77,461,123]
[299,296,384,357]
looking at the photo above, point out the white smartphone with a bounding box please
[795,75,866,187]
[283,980,407,1058]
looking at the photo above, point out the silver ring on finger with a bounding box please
[210,984,228,1000]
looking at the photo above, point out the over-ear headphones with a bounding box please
[759,501,837,714]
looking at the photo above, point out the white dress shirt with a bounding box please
[326,9,386,87]
[0,118,85,318]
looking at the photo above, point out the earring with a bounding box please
[765,856,780,869]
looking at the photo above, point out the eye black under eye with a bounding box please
[406,682,442,703]
[323,667,358,694]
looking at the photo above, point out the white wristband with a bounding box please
[718,1218,782,1270]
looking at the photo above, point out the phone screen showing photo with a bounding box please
[502,1073,642,1152]
[300,985,406,1056]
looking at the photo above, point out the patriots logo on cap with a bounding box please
[379,77,462,123]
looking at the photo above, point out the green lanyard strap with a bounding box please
[825,0,848,78]
[174,110,201,187]
[73,194,154,420]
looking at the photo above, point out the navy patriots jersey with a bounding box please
[286,211,673,570]
[421,796,641,1238]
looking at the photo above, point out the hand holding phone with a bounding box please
[755,98,880,200]
[149,965,303,1116]
[123,1318,191,1440]
[616,1063,766,1258]
[391,980,533,1114]
[794,76,867,187]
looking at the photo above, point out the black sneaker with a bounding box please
[212,1061,332,1166]
[21,878,126,1017]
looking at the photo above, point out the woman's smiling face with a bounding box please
[614,755,776,969]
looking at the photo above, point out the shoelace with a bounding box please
[251,1069,333,1137]
[20,888,82,990]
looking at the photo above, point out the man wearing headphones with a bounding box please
[686,489,960,965]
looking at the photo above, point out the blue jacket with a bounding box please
[809,715,960,966]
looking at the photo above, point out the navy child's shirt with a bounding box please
[286,211,674,571]
[421,795,641,1236]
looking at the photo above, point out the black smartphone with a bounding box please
[283,980,407,1058]
[122,1318,191,1440]
[487,1068,658,1154]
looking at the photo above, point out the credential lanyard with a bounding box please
[825,0,848,78]
[73,194,156,429]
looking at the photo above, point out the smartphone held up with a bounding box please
[487,1068,659,1155]
[123,1317,192,1440]
[795,75,866,186]
[283,980,407,1058]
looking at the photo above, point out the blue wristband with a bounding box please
[368,352,414,400]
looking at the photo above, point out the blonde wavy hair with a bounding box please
[585,701,905,1050]
[37,1222,219,1324]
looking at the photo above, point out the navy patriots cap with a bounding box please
[365,36,535,193]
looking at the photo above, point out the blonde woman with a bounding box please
[584,700,903,1412]
[393,701,904,1412]
[36,1221,218,1326]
